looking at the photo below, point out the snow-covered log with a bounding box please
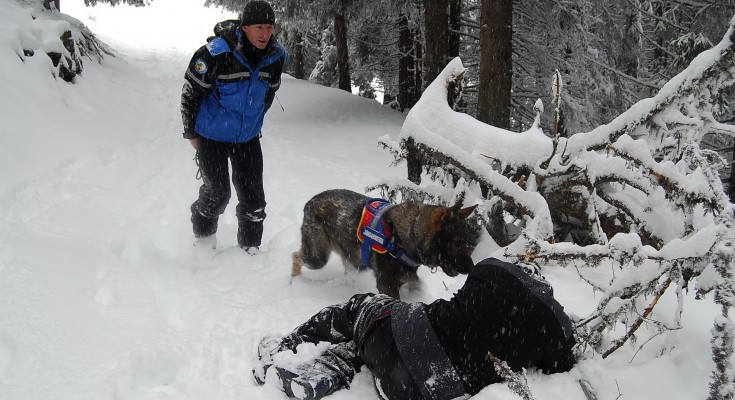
[11,0,112,82]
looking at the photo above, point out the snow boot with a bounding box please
[241,246,261,256]
[252,335,283,385]
[274,361,346,400]
[273,343,358,399]
[193,234,217,250]
[191,203,218,238]
[237,207,265,250]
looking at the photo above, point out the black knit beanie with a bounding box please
[241,1,275,26]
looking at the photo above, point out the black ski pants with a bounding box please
[191,136,266,247]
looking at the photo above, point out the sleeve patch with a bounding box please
[194,59,208,74]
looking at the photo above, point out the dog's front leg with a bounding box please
[374,261,402,300]
[291,251,303,277]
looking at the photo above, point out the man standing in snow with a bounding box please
[253,258,577,399]
[180,0,286,254]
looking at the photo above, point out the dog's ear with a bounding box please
[432,203,477,230]
[431,208,450,231]
[458,204,478,220]
[447,201,477,220]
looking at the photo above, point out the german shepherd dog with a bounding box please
[291,189,478,299]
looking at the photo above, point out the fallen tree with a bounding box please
[373,15,735,399]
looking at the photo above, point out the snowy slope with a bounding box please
[0,1,721,400]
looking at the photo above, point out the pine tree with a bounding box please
[423,0,449,88]
[476,0,512,129]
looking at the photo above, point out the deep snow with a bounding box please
[0,1,722,399]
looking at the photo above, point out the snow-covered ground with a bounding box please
[0,1,721,399]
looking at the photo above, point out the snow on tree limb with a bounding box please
[565,16,735,157]
[375,15,735,398]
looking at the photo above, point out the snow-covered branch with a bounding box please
[376,15,735,398]
[11,1,112,82]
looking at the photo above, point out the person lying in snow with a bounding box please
[252,257,577,400]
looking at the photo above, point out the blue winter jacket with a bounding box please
[181,20,287,143]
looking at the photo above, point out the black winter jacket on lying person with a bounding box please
[425,257,577,395]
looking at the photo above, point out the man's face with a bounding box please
[243,24,274,49]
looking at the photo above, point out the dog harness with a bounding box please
[356,199,422,270]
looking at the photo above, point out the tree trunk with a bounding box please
[414,28,424,103]
[398,13,416,111]
[290,29,305,80]
[43,0,60,11]
[729,139,735,202]
[477,0,512,129]
[406,137,423,184]
[448,0,461,58]
[334,11,351,92]
[652,2,668,71]
[423,0,449,88]
[621,8,641,78]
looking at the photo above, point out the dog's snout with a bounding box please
[440,254,473,277]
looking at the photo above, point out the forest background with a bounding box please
[60,0,735,199]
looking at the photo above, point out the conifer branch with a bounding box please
[487,352,536,400]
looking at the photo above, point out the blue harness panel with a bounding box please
[357,199,422,270]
